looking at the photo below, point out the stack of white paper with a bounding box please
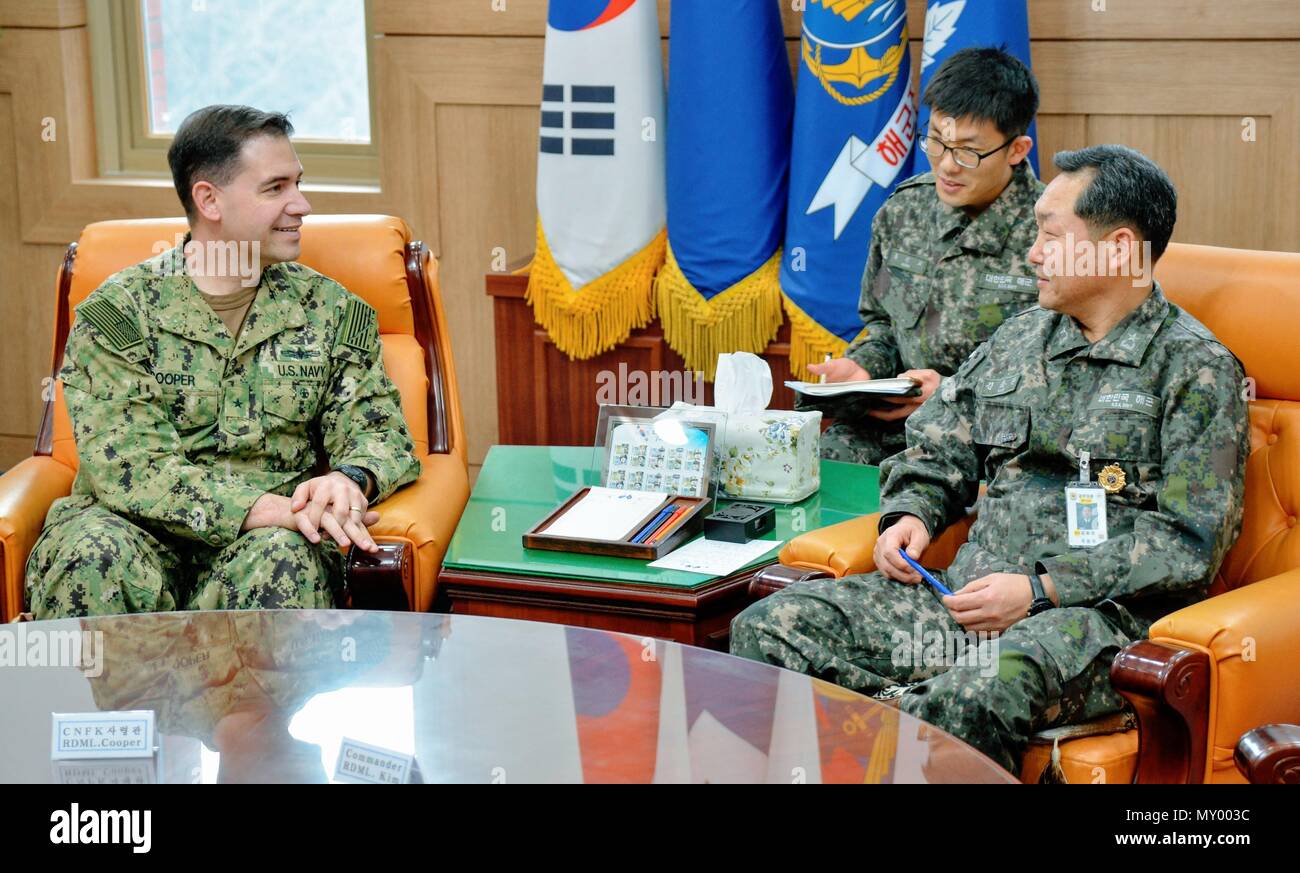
[648,536,783,576]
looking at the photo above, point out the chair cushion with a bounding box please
[1158,243,1300,403]
[1214,400,1300,591]
[1020,730,1138,784]
[1158,245,1300,590]
[380,335,430,458]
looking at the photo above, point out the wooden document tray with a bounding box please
[524,489,710,560]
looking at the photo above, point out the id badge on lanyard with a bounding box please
[1067,450,1108,547]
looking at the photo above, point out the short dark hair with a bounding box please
[922,47,1039,140]
[167,105,294,220]
[1053,145,1178,261]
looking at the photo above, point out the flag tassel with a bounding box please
[654,245,785,381]
[780,292,855,381]
[526,219,666,360]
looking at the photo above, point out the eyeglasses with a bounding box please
[918,133,1017,169]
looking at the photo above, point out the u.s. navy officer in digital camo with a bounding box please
[26,106,421,618]
[733,146,1250,775]
[800,49,1045,466]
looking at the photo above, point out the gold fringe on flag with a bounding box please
[780,292,854,381]
[863,708,899,784]
[653,244,784,382]
[525,218,666,360]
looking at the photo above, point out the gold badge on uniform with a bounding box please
[1098,464,1127,494]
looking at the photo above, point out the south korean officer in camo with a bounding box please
[799,48,1046,466]
[732,145,1250,774]
[26,105,421,618]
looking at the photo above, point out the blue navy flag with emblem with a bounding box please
[907,0,1039,176]
[779,0,917,377]
[655,0,794,381]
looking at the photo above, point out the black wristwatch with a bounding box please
[334,464,375,501]
[1027,569,1054,616]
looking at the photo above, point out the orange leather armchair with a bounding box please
[751,242,1300,784]
[0,215,470,619]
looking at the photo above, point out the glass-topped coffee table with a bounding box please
[438,445,879,648]
[0,611,1016,784]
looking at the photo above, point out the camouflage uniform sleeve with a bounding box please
[845,208,901,379]
[320,295,422,503]
[1039,351,1249,606]
[876,345,986,537]
[62,288,268,548]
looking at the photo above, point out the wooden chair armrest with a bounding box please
[1234,724,1300,784]
[344,541,414,610]
[1110,640,1211,784]
[748,564,835,599]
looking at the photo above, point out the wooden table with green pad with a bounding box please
[438,445,878,649]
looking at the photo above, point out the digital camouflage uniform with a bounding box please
[800,163,1045,465]
[26,241,422,618]
[735,284,1250,774]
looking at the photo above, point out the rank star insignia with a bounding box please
[1098,464,1127,494]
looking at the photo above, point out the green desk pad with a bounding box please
[442,445,880,589]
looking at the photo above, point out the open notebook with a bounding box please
[541,487,668,541]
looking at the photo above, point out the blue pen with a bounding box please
[632,506,676,544]
[897,549,954,597]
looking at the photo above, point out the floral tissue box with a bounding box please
[716,410,822,503]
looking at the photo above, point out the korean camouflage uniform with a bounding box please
[800,163,1045,465]
[734,284,1250,775]
[26,242,422,618]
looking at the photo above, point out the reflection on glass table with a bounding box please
[0,612,1015,784]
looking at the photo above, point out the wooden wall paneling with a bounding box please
[432,104,538,464]
[374,0,1300,41]
[17,242,66,420]
[374,1,925,42]
[1024,0,1300,39]
[0,0,86,29]
[491,276,542,447]
[1085,114,1274,250]
[0,436,32,471]
[1035,114,1089,176]
[374,0,670,37]
[0,89,30,470]
[375,35,546,466]
[371,34,437,256]
[1032,41,1300,253]
[0,83,61,470]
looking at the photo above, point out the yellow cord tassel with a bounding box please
[781,292,852,381]
[1038,737,1070,784]
[654,245,784,381]
[526,219,666,360]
